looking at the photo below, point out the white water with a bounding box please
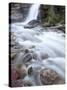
[24,4,40,24]
[16,4,40,25]
[11,4,65,84]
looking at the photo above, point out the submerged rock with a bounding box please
[23,80,33,86]
[41,53,49,59]
[33,53,38,60]
[24,49,30,53]
[40,68,65,85]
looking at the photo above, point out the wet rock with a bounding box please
[11,68,20,81]
[32,52,49,60]
[24,49,30,53]
[24,20,40,28]
[23,80,33,86]
[40,68,65,85]
[33,53,38,60]
[28,67,33,75]
[16,64,27,79]
[28,20,40,25]
[41,53,49,59]
[11,79,24,87]
[23,53,32,63]
[10,32,17,47]
[11,41,16,47]
[11,64,27,87]
[11,53,17,60]
[9,3,31,23]
[11,32,16,40]
[11,64,27,81]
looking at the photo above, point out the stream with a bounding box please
[10,4,65,86]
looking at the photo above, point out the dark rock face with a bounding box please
[9,3,31,23]
[24,20,41,28]
[40,68,65,85]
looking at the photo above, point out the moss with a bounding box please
[40,5,65,26]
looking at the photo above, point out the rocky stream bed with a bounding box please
[9,3,65,87]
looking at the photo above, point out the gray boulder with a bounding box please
[24,20,40,28]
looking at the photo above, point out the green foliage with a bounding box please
[41,5,65,26]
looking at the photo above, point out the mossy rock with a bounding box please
[11,53,17,60]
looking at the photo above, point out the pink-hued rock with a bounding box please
[11,68,20,81]
[11,79,24,87]
[11,64,27,87]
[40,68,65,85]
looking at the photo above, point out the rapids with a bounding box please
[10,3,65,85]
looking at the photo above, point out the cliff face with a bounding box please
[9,3,32,23]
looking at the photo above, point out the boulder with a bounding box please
[11,64,27,80]
[23,53,32,63]
[24,20,40,28]
[16,64,27,79]
[11,53,17,60]
[40,68,65,85]
[11,79,24,87]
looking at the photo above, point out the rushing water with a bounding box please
[11,3,65,85]
[24,4,40,24]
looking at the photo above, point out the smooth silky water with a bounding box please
[11,3,65,85]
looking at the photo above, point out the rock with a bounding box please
[32,52,49,60]
[24,20,40,28]
[23,53,32,63]
[23,80,33,86]
[11,32,16,40]
[11,64,27,87]
[9,3,31,23]
[28,67,33,75]
[10,32,17,47]
[11,41,16,47]
[40,68,65,85]
[49,24,65,33]
[33,53,38,60]
[11,53,17,60]
[28,20,40,25]
[11,80,24,87]
[16,64,27,79]
[41,53,49,59]
[11,68,20,81]
[11,77,33,87]
[24,49,30,53]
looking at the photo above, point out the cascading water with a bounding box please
[16,3,40,25]
[24,4,40,24]
[11,3,65,85]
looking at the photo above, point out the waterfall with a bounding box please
[23,4,40,24]
[11,3,65,85]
